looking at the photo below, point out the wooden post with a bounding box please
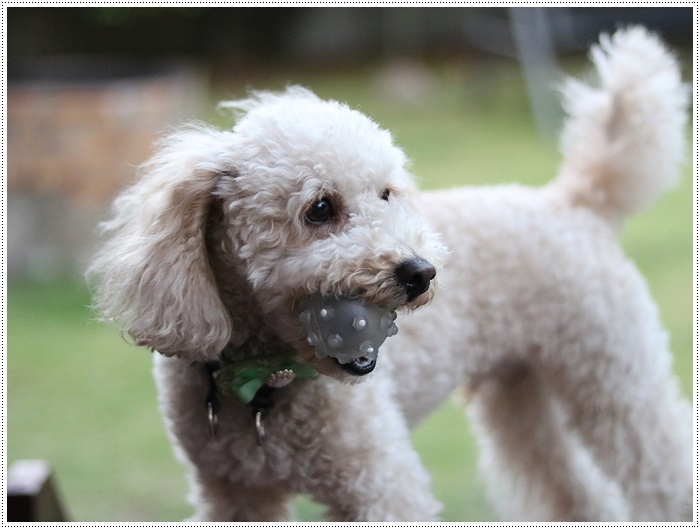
[7,460,68,522]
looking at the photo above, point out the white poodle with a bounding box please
[88,27,691,522]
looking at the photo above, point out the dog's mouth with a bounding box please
[339,356,377,376]
[298,294,398,377]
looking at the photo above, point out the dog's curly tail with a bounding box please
[552,26,688,227]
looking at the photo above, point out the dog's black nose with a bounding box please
[395,258,436,301]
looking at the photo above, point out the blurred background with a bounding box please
[6,6,693,521]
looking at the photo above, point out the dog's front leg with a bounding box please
[302,379,442,522]
[185,473,294,522]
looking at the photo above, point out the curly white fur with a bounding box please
[88,27,690,522]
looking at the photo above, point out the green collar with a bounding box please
[212,352,318,404]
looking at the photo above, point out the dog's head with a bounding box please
[88,87,445,380]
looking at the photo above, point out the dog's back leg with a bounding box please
[467,360,629,521]
[538,316,692,521]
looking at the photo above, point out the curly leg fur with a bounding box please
[467,363,629,521]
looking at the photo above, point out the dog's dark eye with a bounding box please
[381,189,391,201]
[305,197,335,224]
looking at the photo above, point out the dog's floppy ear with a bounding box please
[88,125,235,362]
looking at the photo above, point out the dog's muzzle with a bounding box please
[395,257,436,302]
[340,355,377,376]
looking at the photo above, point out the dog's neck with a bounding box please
[219,338,296,364]
[205,332,318,444]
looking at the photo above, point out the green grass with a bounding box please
[7,281,191,521]
[7,57,692,521]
